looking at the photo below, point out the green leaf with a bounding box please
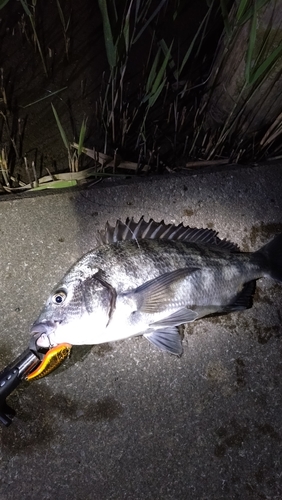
[123,0,134,53]
[77,118,88,157]
[98,0,117,68]
[159,38,175,71]
[238,0,268,25]
[145,48,161,94]
[0,0,10,8]
[51,103,70,151]
[30,180,77,191]
[20,0,31,17]
[251,43,282,85]
[151,40,172,95]
[133,0,168,44]
[22,87,67,108]
[245,1,257,85]
[148,79,166,108]
[236,0,249,22]
[176,2,213,79]
[220,0,231,37]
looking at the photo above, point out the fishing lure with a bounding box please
[0,342,72,426]
[26,343,72,381]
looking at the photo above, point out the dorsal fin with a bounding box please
[97,217,240,252]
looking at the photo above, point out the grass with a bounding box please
[97,0,217,159]
[55,0,71,61]
[51,103,87,173]
[0,0,282,192]
[19,0,48,77]
[0,146,9,187]
[191,0,282,163]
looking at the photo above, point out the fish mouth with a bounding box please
[30,321,59,350]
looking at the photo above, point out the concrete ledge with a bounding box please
[0,162,282,499]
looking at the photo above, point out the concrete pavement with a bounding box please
[0,163,282,499]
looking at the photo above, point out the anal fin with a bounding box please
[144,327,183,355]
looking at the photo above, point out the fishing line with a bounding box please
[120,218,141,250]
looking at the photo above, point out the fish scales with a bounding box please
[30,218,282,356]
[69,239,248,288]
[75,239,257,304]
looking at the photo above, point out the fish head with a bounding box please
[31,269,113,348]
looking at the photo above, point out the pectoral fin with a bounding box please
[133,267,199,314]
[150,307,198,327]
[144,327,183,355]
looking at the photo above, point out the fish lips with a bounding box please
[30,321,58,349]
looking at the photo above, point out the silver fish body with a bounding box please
[31,218,282,355]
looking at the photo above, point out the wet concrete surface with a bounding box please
[0,163,282,499]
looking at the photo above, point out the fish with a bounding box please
[30,217,282,356]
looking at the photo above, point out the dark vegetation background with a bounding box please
[0,0,281,192]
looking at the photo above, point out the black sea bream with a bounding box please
[31,218,282,355]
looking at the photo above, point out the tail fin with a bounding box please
[254,234,282,282]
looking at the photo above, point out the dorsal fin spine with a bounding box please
[97,216,240,252]
[142,219,154,238]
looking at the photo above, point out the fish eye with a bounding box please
[52,290,67,305]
